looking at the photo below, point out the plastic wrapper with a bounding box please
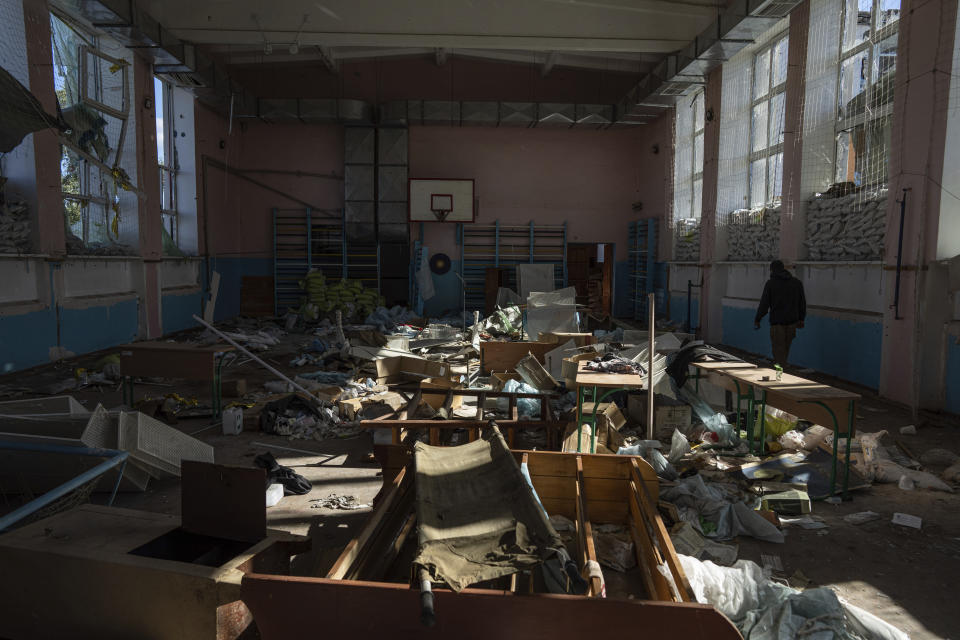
[677,386,738,447]
[498,378,541,417]
[679,555,909,640]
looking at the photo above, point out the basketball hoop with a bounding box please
[430,194,453,222]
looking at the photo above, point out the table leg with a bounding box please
[757,390,768,457]
[807,400,842,499]
[590,385,599,454]
[123,376,133,407]
[213,354,226,419]
[844,400,855,498]
[576,385,585,453]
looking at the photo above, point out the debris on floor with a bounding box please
[310,494,371,510]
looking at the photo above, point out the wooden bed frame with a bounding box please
[241,450,742,639]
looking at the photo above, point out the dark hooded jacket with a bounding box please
[755,268,806,326]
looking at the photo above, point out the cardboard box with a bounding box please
[582,402,627,431]
[560,416,626,454]
[491,371,522,391]
[373,356,448,385]
[561,352,597,384]
[538,332,596,347]
[338,392,407,420]
[420,377,464,410]
[479,341,555,374]
[628,394,692,439]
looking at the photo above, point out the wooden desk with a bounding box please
[723,367,860,499]
[118,342,236,417]
[574,361,646,454]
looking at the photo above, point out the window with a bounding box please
[673,90,705,220]
[748,33,788,207]
[836,0,900,186]
[155,76,179,249]
[51,11,131,250]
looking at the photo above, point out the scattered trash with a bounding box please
[897,475,915,490]
[843,511,880,525]
[221,406,243,435]
[899,425,916,435]
[760,554,783,572]
[891,512,922,529]
[266,483,284,507]
[660,475,784,543]
[310,494,371,510]
[670,521,738,566]
[254,452,312,495]
[787,569,812,589]
[593,524,636,572]
[778,515,828,530]
[680,554,909,640]
[583,354,644,375]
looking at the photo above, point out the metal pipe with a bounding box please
[192,315,323,407]
[686,279,692,334]
[0,442,128,531]
[893,188,907,320]
[419,567,436,627]
[647,292,655,441]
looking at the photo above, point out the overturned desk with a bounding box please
[574,361,646,454]
[694,363,859,498]
[118,342,235,418]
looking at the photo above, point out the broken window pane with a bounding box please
[838,49,869,120]
[836,132,854,184]
[877,0,901,29]
[842,0,872,53]
[872,33,898,107]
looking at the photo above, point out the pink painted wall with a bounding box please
[408,124,668,260]
[195,106,344,259]
[230,55,640,104]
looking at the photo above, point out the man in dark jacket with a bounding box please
[754,260,806,366]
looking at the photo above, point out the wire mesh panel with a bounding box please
[117,411,213,478]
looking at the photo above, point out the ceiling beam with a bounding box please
[168,30,687,53]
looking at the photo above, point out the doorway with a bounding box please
[567,243,614,317]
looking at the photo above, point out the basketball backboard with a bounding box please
[409,179,475,222]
